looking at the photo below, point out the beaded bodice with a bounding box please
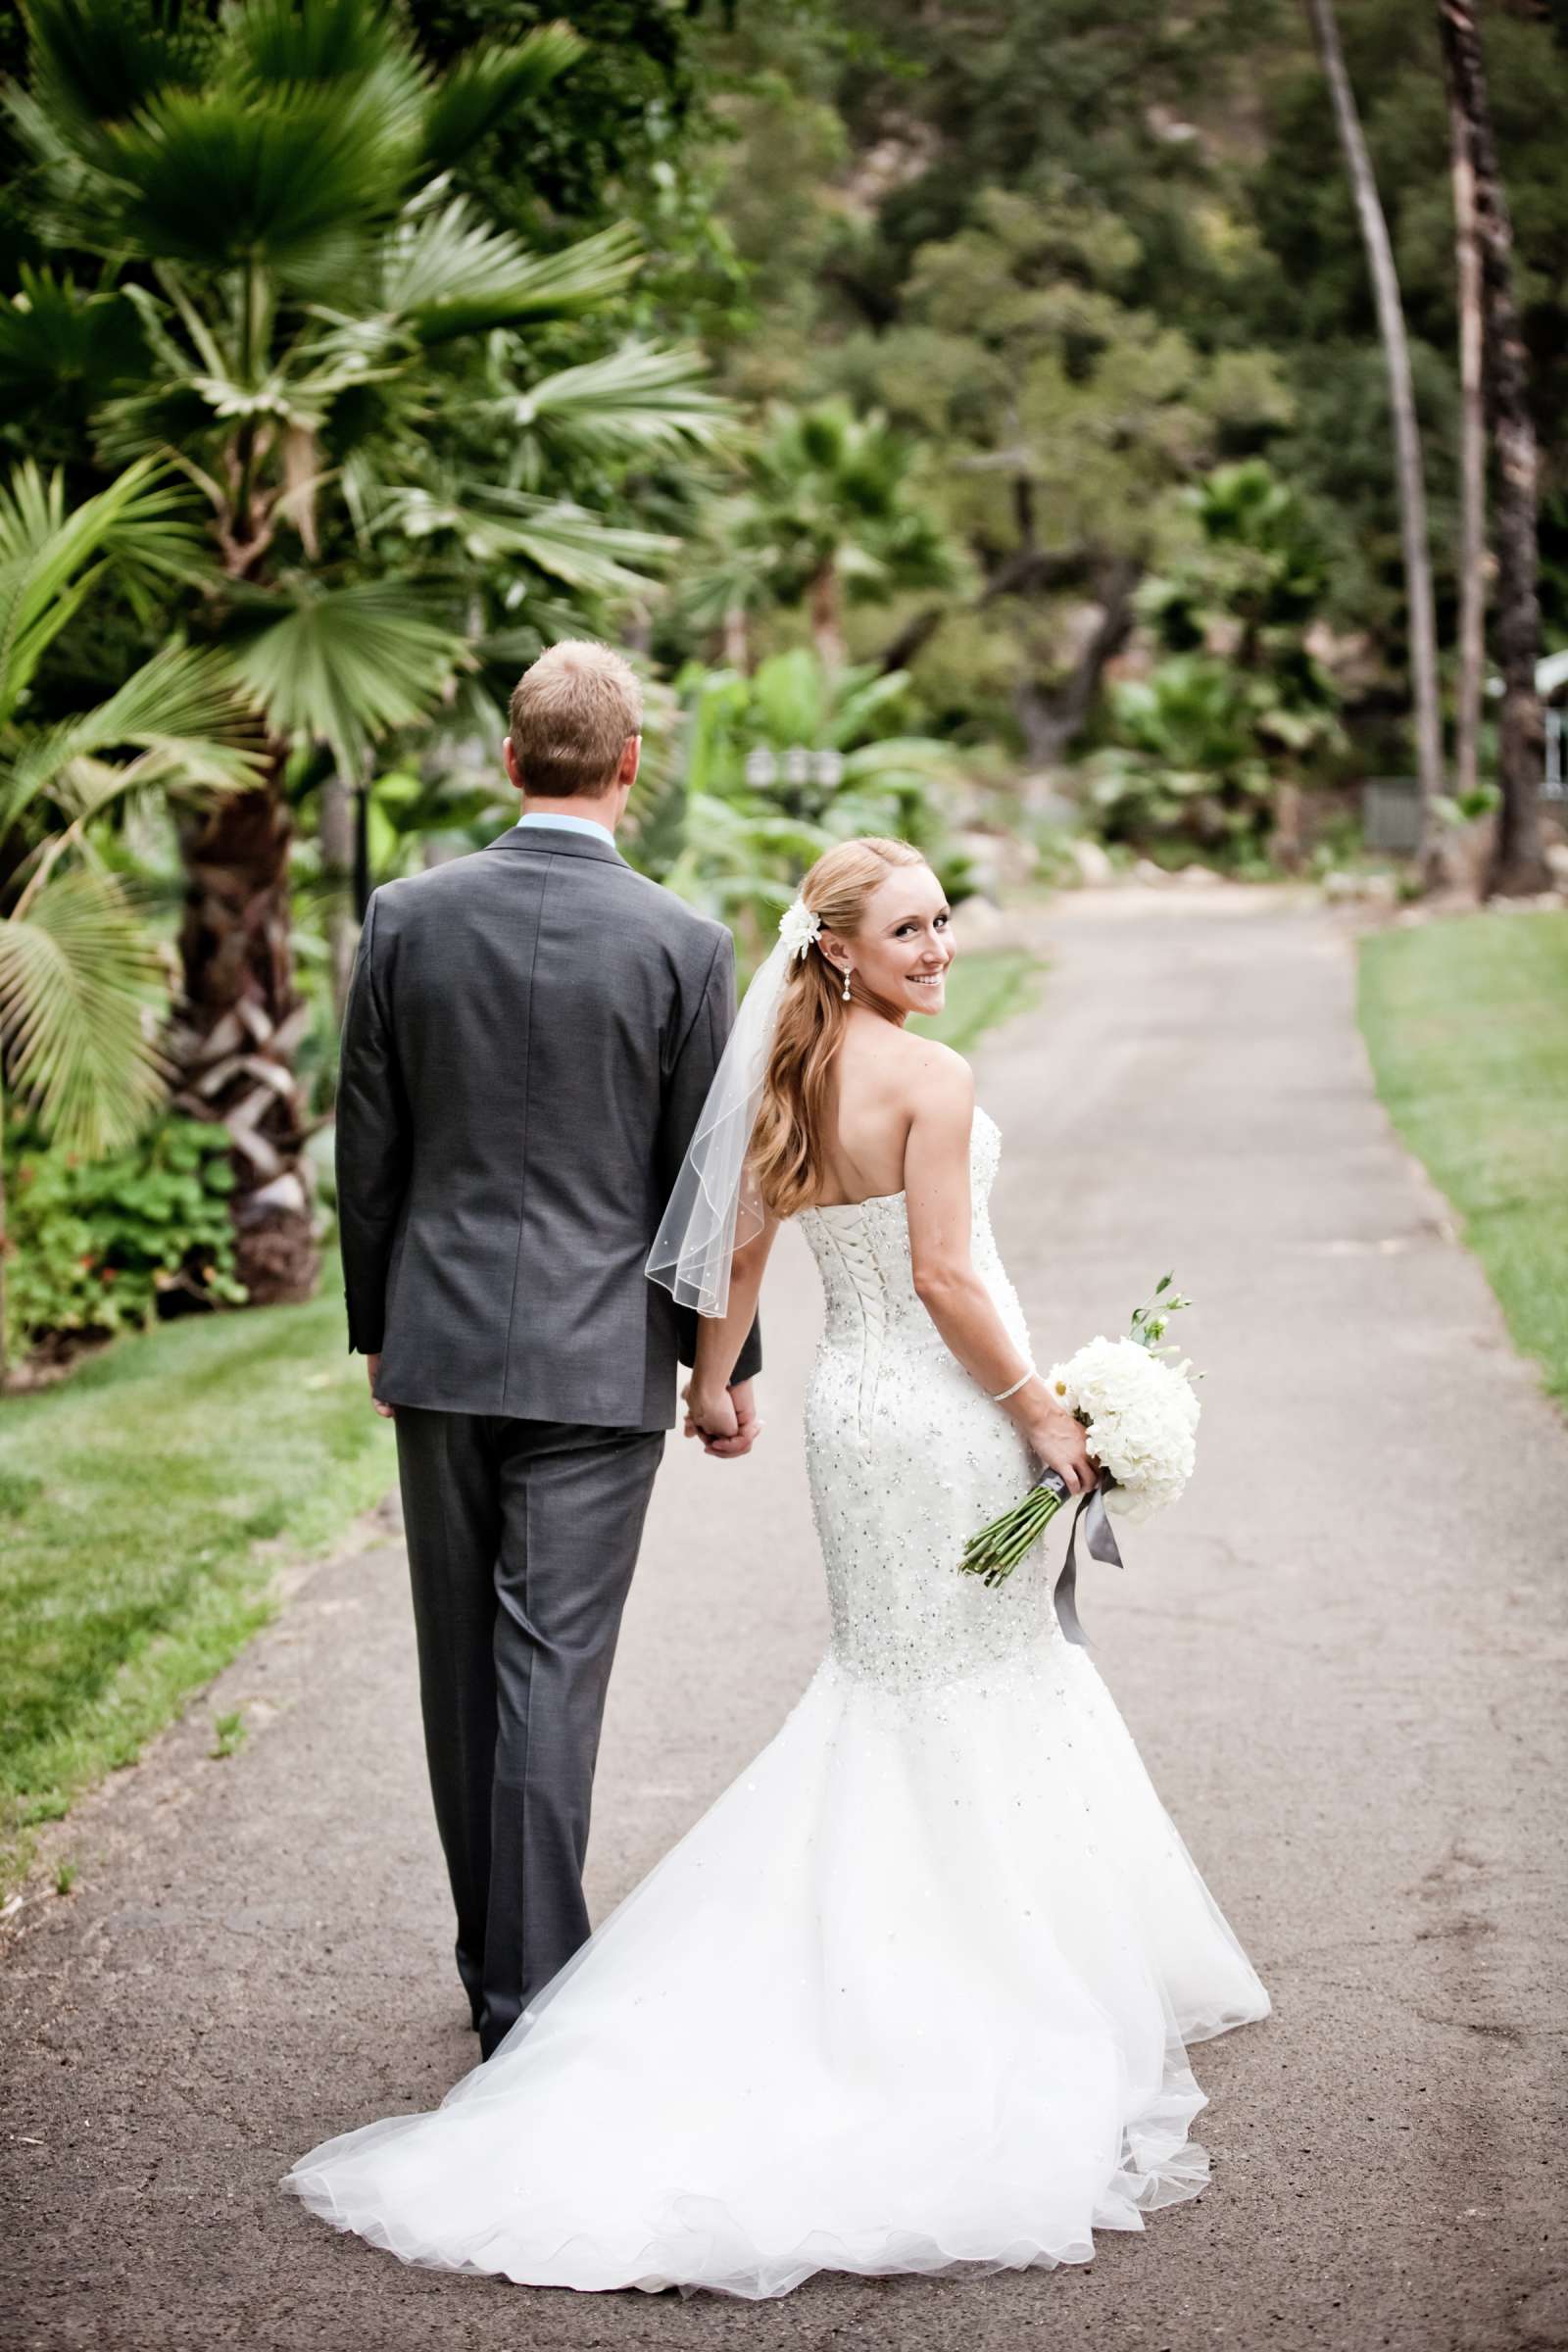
[796,1107,1018,1359]
[794,1108,1060,1695]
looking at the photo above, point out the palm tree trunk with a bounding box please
[808,562,847,671]
[171,762,318,1306]
[1439,0,1550,896]
[1306,0,1445,849]
[1449,81,1486,810]
[318,770,359,1024]
[0,1064,8,1386]
[722,600,751,672]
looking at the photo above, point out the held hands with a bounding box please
[683,1376,762,1460]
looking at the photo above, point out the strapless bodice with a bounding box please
[792,1106,1047,1690]
[795,1105,1018,1360]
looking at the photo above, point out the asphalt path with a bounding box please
[3,885,1564,2352]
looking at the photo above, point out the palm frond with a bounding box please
[0,864,171,1155]
[0,459,211,726]
[384,483,673,596]
[491,341,731,464]
[22,0,197,147]
[2,643,267,836]
[384,200,643,344]
[0,266,148,405]
[227,580,468,776]
[98,79,400,277]
[418,25,585,171]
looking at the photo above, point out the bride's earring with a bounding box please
[841,967,853,1003]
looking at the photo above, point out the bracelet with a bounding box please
[991,1361,1037,1402]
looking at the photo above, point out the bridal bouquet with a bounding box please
[958,1276,1200,1606]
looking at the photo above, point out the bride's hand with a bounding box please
[1022,1396,1097,1496]
[682,1379,739,1446]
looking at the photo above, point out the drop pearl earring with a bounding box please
[841,968,853,1002]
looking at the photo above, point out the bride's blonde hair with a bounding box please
[750,835,930,1221]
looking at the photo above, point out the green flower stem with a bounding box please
[957,1477,1068,1591]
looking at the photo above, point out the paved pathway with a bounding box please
[4,887,1564,2352]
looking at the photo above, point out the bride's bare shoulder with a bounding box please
[886,1029,972,1117]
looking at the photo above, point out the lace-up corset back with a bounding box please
[799,1106,1016,1356]
[794,1107,1054,1691]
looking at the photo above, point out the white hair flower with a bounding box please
[777,899,822,959]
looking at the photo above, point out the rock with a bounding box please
[954,894,1005,939]
[1068,838,1115,888]
[1544,841,1568,886]
[953,828,1037,895]
[1132,858,1168,886]
[1175,863,1224,887]
[1321,868,1398,906]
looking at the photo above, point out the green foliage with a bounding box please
[627,647,970,963]
[3,1111,246,1362]
[1086,462,1344,850]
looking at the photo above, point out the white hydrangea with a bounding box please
[777,898,822,959]
[1046,1334,1200,1524]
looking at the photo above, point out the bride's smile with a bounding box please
[818,861,956,1021]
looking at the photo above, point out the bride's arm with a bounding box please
[904,1048,1096,1495]
[687,1214,780,1438]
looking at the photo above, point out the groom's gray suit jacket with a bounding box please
[335,820,760,1423]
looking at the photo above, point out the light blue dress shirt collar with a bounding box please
[514,810,617,849]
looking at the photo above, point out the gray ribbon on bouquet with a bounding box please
[1034,1468,1124,1647]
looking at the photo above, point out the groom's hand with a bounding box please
[681,1377,761,1459]
[365,1352,395,1420]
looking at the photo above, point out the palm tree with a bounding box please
[695,403,960,671]
[1438,0,1551,897]
[0,458,264,1373]
[8,0,725,1299]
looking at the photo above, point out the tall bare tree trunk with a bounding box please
[1011,557,1141,770]
[1305,0,1445,852]
[722,600,751,672]
[1449,87,1486,810]
[172,766,318,1307]
[1439,0,1550,896]
[809,562,847,671]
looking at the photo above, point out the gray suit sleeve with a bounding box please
[334,892,411,1354]
[659,928,762,1383]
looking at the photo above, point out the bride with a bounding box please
[286,833,1271,2298]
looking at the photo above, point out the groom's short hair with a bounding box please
[508,639,644,798]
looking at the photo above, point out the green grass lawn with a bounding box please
[0,1262,396,1897]
[1358,906,1568,1406]
[927,945,1041,1054]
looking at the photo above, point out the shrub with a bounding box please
[4,1113,246,1363]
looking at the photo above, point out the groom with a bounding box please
[335,639,761,2057]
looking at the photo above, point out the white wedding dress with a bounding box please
[286,1106,1270,2297]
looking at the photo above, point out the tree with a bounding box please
[1304,0,1444,848]
[9,0,722,1298]
[1438,0,1550,896]
[0,459,263,1372]
[851,187,1293,771]
[1447,66,1485,813]
[689,402,959,670]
